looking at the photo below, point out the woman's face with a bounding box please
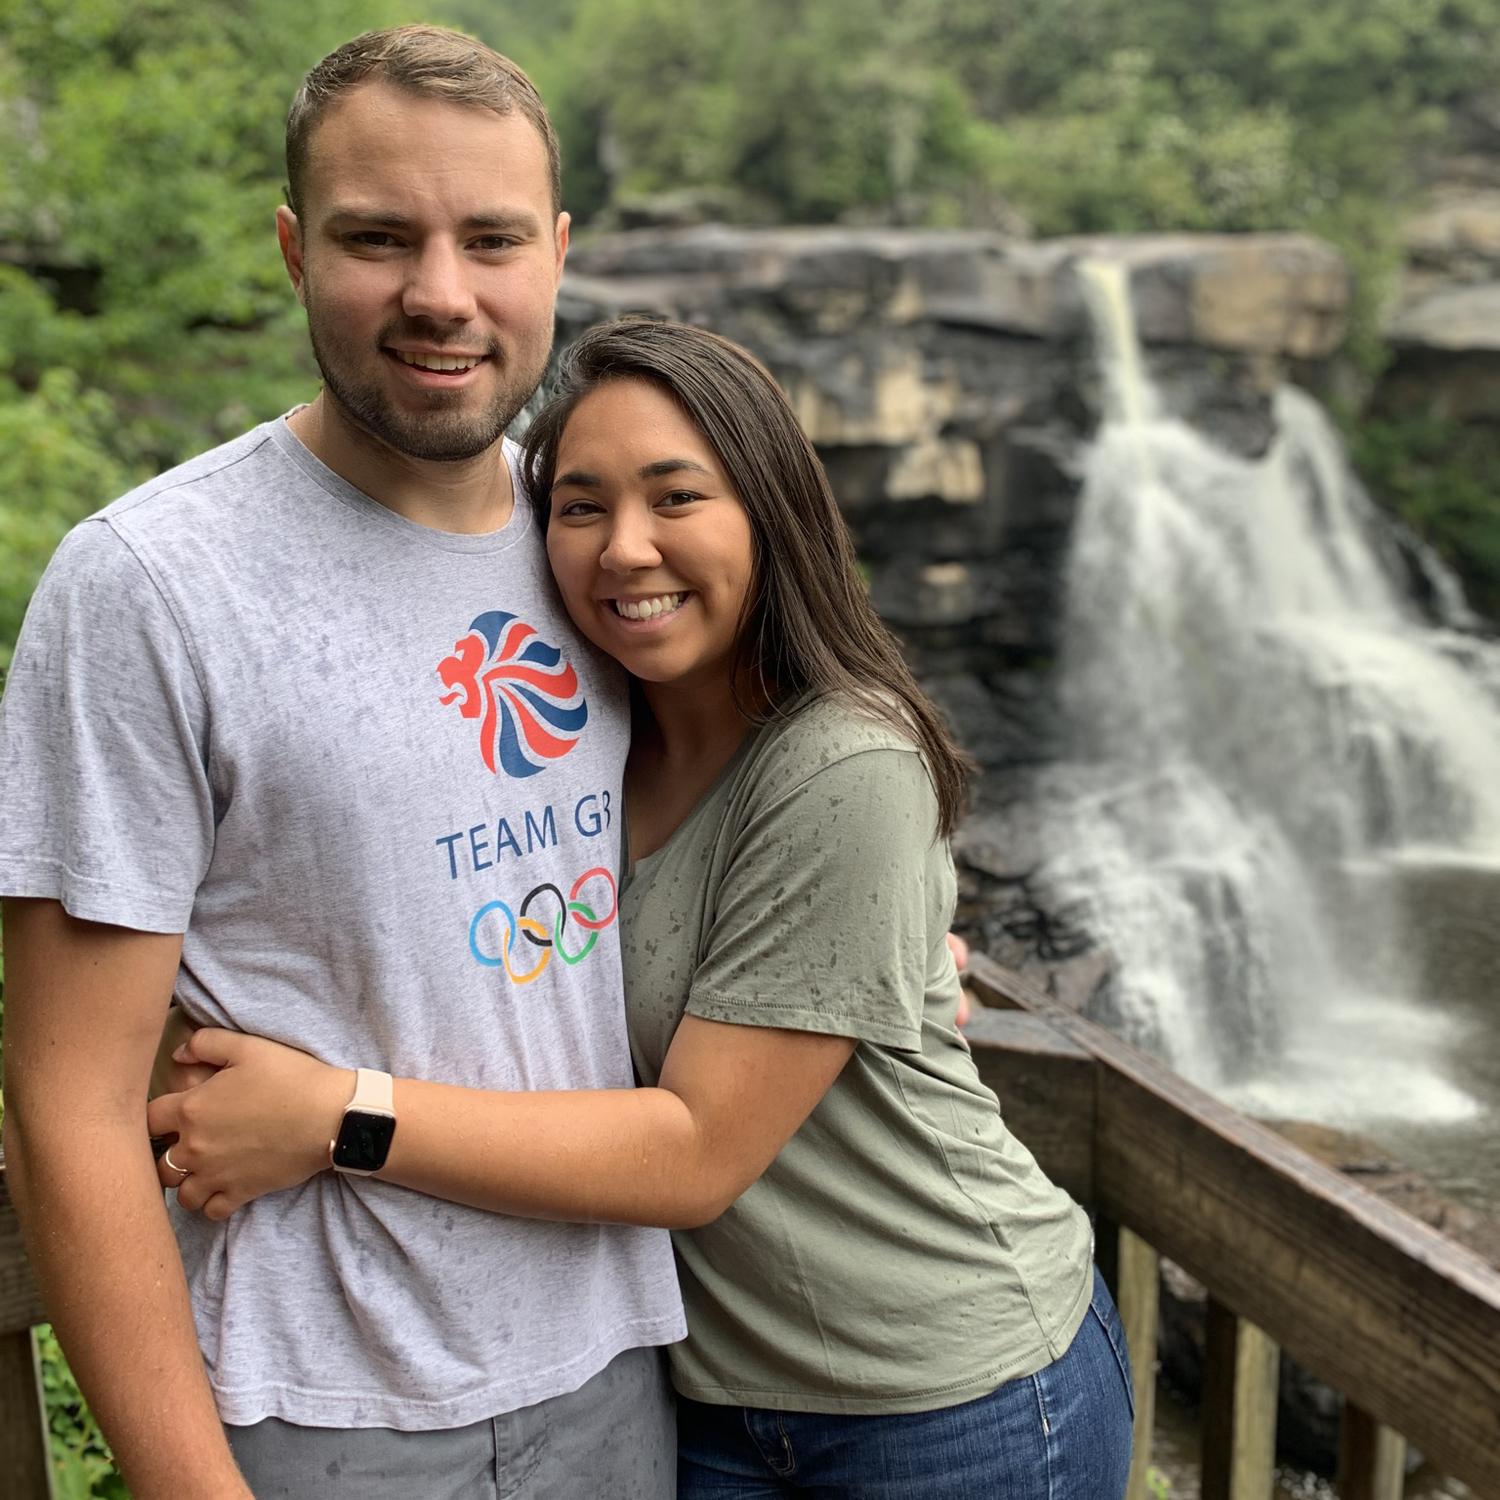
[546,377,756,693]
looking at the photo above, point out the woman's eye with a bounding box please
[555,498,601,519]
[658,491,701,508]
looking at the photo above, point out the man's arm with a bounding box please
[1,899,251,1500]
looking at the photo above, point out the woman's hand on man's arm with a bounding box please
[155,1016,855,1231]
[148,1004,216,1101]
[380,1015,856,1229]
[146,1030,352,1218]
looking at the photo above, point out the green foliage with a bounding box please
[970,51,1315,236]
[531,0,980,225]
[1351,413,1500,618]
[0,0,408,676]
[37,1327,129,1500]
[0,367,134,672]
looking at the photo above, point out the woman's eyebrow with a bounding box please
[553,459,713,489]
[638,459,712,479]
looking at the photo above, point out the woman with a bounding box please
[149,318,1134,1497]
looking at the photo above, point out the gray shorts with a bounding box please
[226,1345,676,1499]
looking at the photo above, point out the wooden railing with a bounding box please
[3,958,1499,1498]
[963,954,1500,1500]
[0,1149,51,1498]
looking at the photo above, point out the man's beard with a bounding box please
[303,292,549,464]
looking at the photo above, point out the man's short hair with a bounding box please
[286,24,561,217]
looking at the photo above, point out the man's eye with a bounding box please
[471,236,518,252]
[347,232,397,249]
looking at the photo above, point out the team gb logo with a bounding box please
[437,611,589,777]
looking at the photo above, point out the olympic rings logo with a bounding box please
[468,866,618,984]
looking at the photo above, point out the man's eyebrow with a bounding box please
[323,208,543,235]
[324,208,415,230]
[461,211,543,235]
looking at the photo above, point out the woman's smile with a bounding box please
[605,590,692,624]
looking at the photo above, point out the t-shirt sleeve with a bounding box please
[685,744,944,1052]
[0,520,213,931]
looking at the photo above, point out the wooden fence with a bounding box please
[0,1148,50,1498]
[963,954,1500,1500]
[2,956,1499,1497]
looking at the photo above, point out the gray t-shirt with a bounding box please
[0,418,684,1429]
[623,697,1094,1413]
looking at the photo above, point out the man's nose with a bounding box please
[402,243,478,325]
[599,508,662,572]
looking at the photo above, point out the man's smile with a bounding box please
[381,345,493,386]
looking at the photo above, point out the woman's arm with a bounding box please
[145,1018,854,1228]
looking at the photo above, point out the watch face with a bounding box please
[332,1110,397,1173]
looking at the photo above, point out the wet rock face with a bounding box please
[556,226,1351,995]
[559,225,1349,770]
[1383,176,1500,423]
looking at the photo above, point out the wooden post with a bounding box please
[1201,1298,1278,1500]
[1097,1219,1160,1500]
[1338,1402,1406,1500]
[0,1327,53,1500]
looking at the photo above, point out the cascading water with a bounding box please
[1037,260,1500,1166]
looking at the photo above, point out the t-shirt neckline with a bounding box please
[624,724,766,884]
[269,414,534,556]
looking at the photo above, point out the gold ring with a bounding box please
[162,1146,191,1182]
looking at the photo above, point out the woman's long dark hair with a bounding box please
[521,317,972,836]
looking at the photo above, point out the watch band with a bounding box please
[349,1067,395,1114]
[330,1068,397,1176]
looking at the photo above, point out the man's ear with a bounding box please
[276,205,307,305]
[553,211,571,282]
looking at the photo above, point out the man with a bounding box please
[0,26,683,1499]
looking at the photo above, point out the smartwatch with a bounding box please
[330,1068,397,1176]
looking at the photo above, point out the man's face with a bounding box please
[279,82,568,463]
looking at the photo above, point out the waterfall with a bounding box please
[1039,260,1500,1119]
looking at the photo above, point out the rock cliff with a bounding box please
[559,226,1351,775]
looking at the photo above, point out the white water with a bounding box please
[1038,261,1500,1141]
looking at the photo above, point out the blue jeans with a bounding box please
[677,1267,1134,1500]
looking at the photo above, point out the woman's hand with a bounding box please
[147,1030,352,1220]
[946,930,975,1029]
[149,1004,218,1100]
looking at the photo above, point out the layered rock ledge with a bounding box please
[558,226,1352,774]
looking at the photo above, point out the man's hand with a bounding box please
[149,1031,351,1218]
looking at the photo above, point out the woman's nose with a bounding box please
[599,509,662,572]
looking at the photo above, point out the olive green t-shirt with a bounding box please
[622,697,1094,1414]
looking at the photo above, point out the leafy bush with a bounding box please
[37,1327,128,1500]
[1351,413,1500,618]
